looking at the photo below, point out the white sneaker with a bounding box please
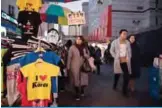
[51,102,58,107]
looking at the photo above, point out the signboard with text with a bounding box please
[67,12,86,25]
[1,11,18,25]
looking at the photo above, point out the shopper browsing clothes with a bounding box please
[128,35,141,94]
[67,36,90,101]
[110,29,132,97]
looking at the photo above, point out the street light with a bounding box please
[97,0,103,5]
[132,19,140,33]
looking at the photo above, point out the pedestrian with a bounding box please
[110,29,132,97]
[94,45,102,75]
[128,35,141,94]
[88,44,95,58]
[104,43,113,64]
[64,40,73,85]
[67,36,90,101]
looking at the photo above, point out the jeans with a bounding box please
[113,63,130,95]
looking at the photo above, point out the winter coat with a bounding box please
[67,45,90,87]
[110,38,132,74]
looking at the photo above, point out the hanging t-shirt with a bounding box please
[20,51,60,94]
[17,70,52,107]
[18,11,41,41]
[1,48,8,96]
[20,60,59,101]
[16,0,42,12]
[6,57,22,106]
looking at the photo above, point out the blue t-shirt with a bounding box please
[20,51,60,93]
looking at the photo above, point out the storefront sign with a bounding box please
[67,12,86,25]
[1,12,18,25]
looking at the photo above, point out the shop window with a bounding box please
[8,5,15,18]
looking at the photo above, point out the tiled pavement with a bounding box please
[58,64,162,107]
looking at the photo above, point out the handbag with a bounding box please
[81,57,92,73]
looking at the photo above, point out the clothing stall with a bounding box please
[1,36,62,107]
[1,0,70,107]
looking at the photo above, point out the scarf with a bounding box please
[75,44,84,57]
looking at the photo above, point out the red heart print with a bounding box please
[39,75,47,81]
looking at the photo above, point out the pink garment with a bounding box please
[17,71,32,106]
[7,63,20,106]
[39,4,49,14]
[32,100,49,107]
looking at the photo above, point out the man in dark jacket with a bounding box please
[94,45,102,75]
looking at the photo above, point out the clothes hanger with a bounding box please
[34,39,46,53]
[1,37,15,42]
[34,39,46,59]
[35,58,44,64]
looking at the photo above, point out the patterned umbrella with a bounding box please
[40,4,72,25]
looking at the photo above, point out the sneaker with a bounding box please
[50,102,58,107]
[81,93,85,97]
[75,94,80,101]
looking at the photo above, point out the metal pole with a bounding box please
[75,25,77,36]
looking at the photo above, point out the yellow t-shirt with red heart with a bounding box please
[20,60,59,101]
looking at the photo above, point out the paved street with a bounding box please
[58,64,162,106]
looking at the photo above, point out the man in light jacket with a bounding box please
[110,29,132,97]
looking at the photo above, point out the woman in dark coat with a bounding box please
[128,35,141,93]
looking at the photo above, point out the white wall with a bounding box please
[111,0,161,37]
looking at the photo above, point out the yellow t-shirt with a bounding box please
[20,60,59,101]
[16,0,42,12]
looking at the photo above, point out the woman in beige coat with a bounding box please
[67,36,90,100]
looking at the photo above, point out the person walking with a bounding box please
[110,29,132,97]
[128,35,141,94]
[94,45,102,75]
[67,36,90,101]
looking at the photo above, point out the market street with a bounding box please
[58,64,162,106]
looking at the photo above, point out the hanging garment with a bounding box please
[18,11,42,41]
[37,22,48,37]
[3,41,33,106]
[20,59,59,101]
[16,0,42,12]
[17,71,32,106]
[1,48,8,97]
[6,57,22,106]
[27,36,53,50]
[17,70,52,107]
[19,51,60,96]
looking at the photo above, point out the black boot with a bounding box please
[74,87,80,101]
[81,86,85,97]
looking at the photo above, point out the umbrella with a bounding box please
[46,4,65,17]
[43,0,80,3]
[41,14,68,25]
[40,4,72,25]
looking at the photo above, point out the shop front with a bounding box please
[88,3,112,43]
[1,11,21,37]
